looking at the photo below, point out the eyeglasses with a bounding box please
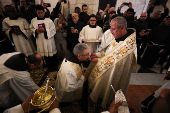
[82,52,90,56]
[89,20,96,21]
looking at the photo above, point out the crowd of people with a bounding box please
[0,0,170,113]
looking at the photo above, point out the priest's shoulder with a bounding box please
[45,18,53,22]
[84,25,89,28]
[104,29,112,35]
[2,17,10,22]
[96,25,102,30]
[31,17,38,22]
[18,17,28,21]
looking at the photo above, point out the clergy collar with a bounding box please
[4,53,29,71]
[115,29,133,43]
[65,50,80,65]
[37,16,45,20]
[9,15,19,20]
[89,24,97,28]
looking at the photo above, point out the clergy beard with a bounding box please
[89,24,97,28]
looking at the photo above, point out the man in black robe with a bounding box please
[141,16,170,68]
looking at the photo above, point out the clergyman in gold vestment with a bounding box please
[87,16,137,107]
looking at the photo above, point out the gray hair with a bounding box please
[111,16,127,29]
[73,43,89,57]
[72,13,79,17]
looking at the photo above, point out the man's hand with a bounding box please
[71,29,76,34]
[104,6,109,12]
[139,30,145,36]
[43,3,48,9]
[37,26,45,33]
[22,94,37,113]
[75,29,79,33]
[82,38,85,41]
[109,100,123,113]
[49,98,60,112]
[128,2,132,8]
[120,3,125,8]
[91,52,97,58]
[91,57,98,62]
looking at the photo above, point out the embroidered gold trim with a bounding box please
[89,28,137,88]
[67,61,82,81]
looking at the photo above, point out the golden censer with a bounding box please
[31,85,56,113]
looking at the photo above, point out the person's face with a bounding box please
[165,18,170,26]
[59,18,65,24]
[99,11,102,15]
[110,21,122,39]
[89,17,96,26]
[127,11,134,17]
[58,13,62,18]
[20,0,26,6]
[109,13,115,19]
[82,6,88,13]
[79,49,90,61]
[153,11,161,19]
[72,15,79,23]
[75,9,80,15]
[36,10,45,18]
[96,14,101,19]
[140,13,147,21]
[5,7,16,19]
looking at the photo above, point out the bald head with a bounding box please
[72,13,79,23]
[140,12,147,21]
[27,54,43,69]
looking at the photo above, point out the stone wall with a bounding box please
[0,0,14,10]
[62,0,99,16]
[115,0,150,19]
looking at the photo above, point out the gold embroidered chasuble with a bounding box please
[88,28,137,107]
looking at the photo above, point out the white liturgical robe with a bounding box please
[0,52,39,108]
[79,25,103,53]
[2,17,35,56]
[30,17,57,57]
[55,59,85,102]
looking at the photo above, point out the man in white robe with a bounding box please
[55,43,90,102]
[2,5,35,56]
[79,14,103,53]
[30,5,58,68]
[0,52,43,108]
[86,16,137,107]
